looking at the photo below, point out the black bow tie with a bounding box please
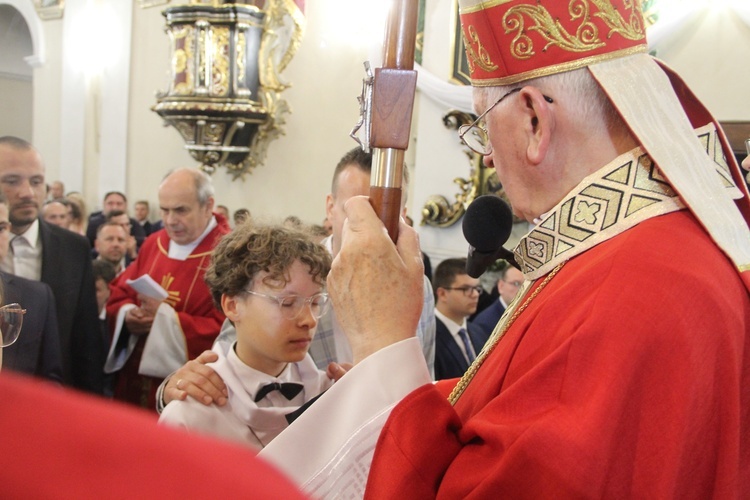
[254,382,304,403]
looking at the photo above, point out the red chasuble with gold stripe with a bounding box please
[107,218,230,410]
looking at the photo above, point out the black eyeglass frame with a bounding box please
[442,286,483,296]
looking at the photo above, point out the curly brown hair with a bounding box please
[204,223,332,309]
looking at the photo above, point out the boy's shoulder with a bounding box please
[295,355,335,399]
[160,396,235,428]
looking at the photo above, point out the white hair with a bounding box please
[474,67,625,134]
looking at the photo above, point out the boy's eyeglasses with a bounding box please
[0,303,26,347]
[244,290,331,320]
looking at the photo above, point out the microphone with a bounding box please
[462,195,520,278]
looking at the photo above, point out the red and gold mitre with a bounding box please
[458,0,750,288]
[458,0,649,86]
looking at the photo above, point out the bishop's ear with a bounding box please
[519,87,554,165]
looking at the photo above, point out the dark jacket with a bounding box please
[1,271,63,383]
[40,220,104,393]
[434,318,489,381]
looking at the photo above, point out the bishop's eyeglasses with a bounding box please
[0,303,26,347]
[459,87,554,156]
[244,290,331,320]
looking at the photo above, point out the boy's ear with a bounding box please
[221,294,241,322]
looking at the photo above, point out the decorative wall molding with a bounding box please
[33,0,64,20]
[0,70,32,82]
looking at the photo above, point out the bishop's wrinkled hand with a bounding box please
[328,196,424,364]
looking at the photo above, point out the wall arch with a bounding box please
[0,0,45,67]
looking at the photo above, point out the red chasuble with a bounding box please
[0,373,307,499]
[107,218,230,410]
[366,211,750,498]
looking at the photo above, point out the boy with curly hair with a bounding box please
[159,223,334,449]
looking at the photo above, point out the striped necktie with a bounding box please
[457,328,475,363]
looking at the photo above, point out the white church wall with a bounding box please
[125,1,376,224]
[18,1,750,237]
[652,7,750,120]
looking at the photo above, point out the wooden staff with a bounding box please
[368,0,419,242]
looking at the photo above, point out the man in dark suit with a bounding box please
[0,136,104,394]
[0,194,63,382]
[97,212,138,268]
[133,199,162,236]
[471,265,525,338]
[86,191,146,249]
[1,271,63,383]
[432,258,489,380]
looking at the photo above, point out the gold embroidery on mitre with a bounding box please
[590,0,645,41]
[463,25,499,73]
[504,3,603,60]
[460,0,516,15]
[470,45,647,86]
[502,0,645,61]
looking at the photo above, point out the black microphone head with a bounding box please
[462,195,513,252]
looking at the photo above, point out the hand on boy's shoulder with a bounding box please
[164,351,228,407]
[326,362,352,382]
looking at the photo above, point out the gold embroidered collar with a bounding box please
[514,124,738,280]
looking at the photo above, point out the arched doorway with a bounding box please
[0,1,43,139]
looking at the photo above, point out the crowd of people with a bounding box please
[0,137,445,402]
[0,133,510,415]
[0,0,748,497]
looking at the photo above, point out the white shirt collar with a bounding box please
[167,216,217,260]
[227,343,301,405]
[434,308,467,337]
[435,307,475,361]
[16,218,40,247]
[1,219,42,280]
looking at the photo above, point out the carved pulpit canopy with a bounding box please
[146,0,304,179]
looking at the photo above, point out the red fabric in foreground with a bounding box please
[367,211,750,499]
[0,373,307,499]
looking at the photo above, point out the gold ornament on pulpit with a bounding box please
[146,0,304,179]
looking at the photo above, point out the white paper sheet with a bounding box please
[126,274,168,301]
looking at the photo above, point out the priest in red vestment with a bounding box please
[259,1,750,498]
[106,168,230,410]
